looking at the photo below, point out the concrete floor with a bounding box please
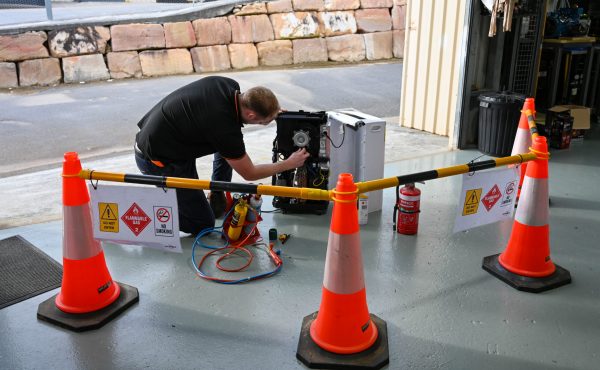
[1,123,599,369]
[4,1,598,369]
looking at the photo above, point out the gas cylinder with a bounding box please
[227,199,248,241]
[244,194,263,236]
[397,183,421,235]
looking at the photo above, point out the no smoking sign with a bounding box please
[505,182,516,195]
[156,207,170,222]
[154,206,174,237]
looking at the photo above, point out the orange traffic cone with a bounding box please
[296,173,389,369]
[511,98,536,201]
[37,152,139,331]
[483,137,571,293]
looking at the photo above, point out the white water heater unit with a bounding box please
[327,109,386,213]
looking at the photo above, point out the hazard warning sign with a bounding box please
[453,167,519,233]
[482,184,502,211]
[89,184,182,253]
[99,202,119,233]
[462,188,482,216]
[121,202,151,236]
[154,206,174,237]
[500,181,517,207]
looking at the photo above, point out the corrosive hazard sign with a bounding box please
[462,189,482,216]
[99,202,119,233]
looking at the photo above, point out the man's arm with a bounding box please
[226,148,309,182]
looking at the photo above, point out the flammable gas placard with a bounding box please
[90,184,181,253]
[453,167,519,233]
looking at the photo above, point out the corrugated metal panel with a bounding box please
[400,0,467,145]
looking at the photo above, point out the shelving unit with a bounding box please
[535,37,597,111]
[585,44,600,112]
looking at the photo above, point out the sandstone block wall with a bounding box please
[0,0,406,89]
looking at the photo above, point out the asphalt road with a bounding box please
[0,62,402,178]
[0,1,229,34]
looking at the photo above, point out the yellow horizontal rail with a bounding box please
[78,152,537,201]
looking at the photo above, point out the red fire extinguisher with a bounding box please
[393,183,421,235]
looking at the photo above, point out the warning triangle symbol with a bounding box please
[466,190,479,205]
[101,204,117,220]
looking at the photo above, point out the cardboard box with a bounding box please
[547,105,591,130]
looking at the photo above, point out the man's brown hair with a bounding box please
[240,86,280,118]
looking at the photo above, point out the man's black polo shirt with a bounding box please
[135,76,245,162]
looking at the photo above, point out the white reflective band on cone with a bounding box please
[63,204,103,260]
[515,177,549,226]
[510,129,531,155]
[323,232,365,294]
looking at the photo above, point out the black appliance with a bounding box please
[271,111,329,215]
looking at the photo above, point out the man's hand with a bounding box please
[226,148,310,181]
[285,148,310,170]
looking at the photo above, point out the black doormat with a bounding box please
[0,235,62,310]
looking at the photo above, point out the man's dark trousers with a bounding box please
[134,150,232,235]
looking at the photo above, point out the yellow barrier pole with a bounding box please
[79,152,537,201]
[79,169,332,201]
[524,109,539,139]
[356,153,537,195]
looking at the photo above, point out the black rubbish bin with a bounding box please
[477,92,525,157]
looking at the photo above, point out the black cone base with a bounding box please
[296,312,389,370]
[482,254,571,293]
[37,282,139,332]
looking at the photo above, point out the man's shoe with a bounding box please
[209,191,226,219]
